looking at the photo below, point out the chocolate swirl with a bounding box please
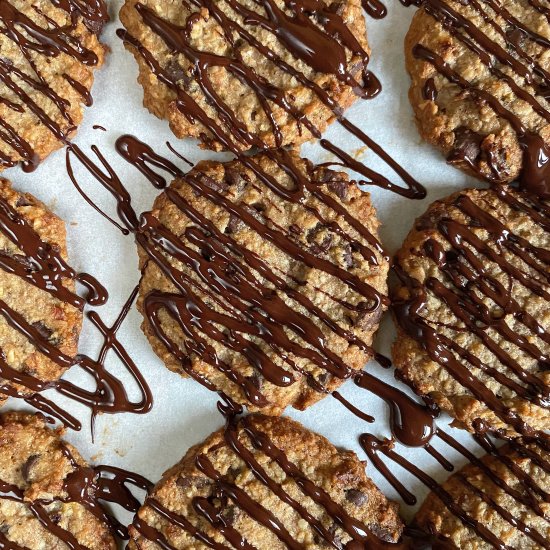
[0,0,108,172]
[118,0,425,199]
[406,0,550,197]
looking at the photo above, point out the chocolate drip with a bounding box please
[393,186,549,438]
[0,439,151,548]
[361,429,550,549]
[410,0,550,197]
[362,0,387,19]
[66,135,436,448]
[0,0,107,172]
[117,0,426,198]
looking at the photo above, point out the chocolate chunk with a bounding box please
[165,58,191,87]
[354,304,382,331]
[328,179,349,201]
[345,488,368,505]
[307,223,333,254]
[225,214,243,235]
[448,127,483,165]
[15,195,33,207]
[369,524,395,543]
[31,321,54,341]
[177,476,208,490]
[21,454,40,481]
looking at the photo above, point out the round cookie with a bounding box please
[0,179,82,405]
[0,0,108,172]
[129,414,404,549]
[414,436,550,549]
[119,0,372,152]
[392,186,550,438]
[136,152,389,415]
[404,0,550,193]
[0,412,116,549]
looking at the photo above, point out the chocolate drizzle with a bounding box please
[0,431,152,548]
[393,185,549,439]
[409,0,550,197]
[117,0,426,199]
[0,187,152,431]
[0,0,108,172]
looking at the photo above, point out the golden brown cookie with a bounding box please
[414,436,550,549]
[0,412,116,549]
[119,0,372,152]
[136,152,389,415]
[392,186,550,438]
[0,179,82,405]
[0,0,108,172]
[129,414,404,549]
[405,0,550,194]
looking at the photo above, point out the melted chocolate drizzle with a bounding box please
[0,0,108,172]
[117,0,426,199]
[0,190,152,432]
[0,434,152,548]
[408,0,550,197]
[393,185,549,439]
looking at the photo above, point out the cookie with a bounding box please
[0,412,116,549]
[0,179,82,405]
[136,152,389,415]
[0,0,108,172]
[414,436,550,549]
[405,0,550,196]
[129,414,404,549]
[392,186,550,438]
[119,0,372,152]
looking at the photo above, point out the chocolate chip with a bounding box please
[289,224,302,235]
[225,214,243,235]
[328,179,349,201]
[15,195,32,207]
[307,223,333,254]
[49,513,62,524]
[199,174,228,194]
[224,167,249,192]
[0,524,9,534]
[31,321,53,341]
[369,524,395,543]
[165,58,192,87]
[21,454,40,481]
[448,127,483,165]
[342,243,354,269]
[177,476,208,490]
[345,489,368,506]
[354,305,382,331]
[506,27,527,49]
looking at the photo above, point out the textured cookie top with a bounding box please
[136,152,388,415]
[414,436,550,549]
[129,414,404,549]
[0,412,116,549]
[0,0,108,172]
[392,186,550,438]
[0,179,83,405]
[405,0,550,196]
[119,0,371,152]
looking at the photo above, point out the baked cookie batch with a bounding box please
[0,0,548,549]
